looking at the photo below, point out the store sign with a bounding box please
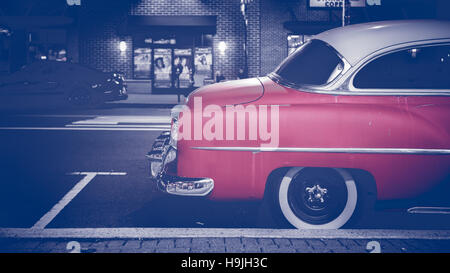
[309,0,365,8]
[366,0,381,5]
[153,38,176,45]
[66,0,81,6]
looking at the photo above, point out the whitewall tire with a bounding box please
[277,167,358,229]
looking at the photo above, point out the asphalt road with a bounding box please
[1,103,450,231]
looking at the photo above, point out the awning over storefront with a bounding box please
[0,16,74,29]
[283,21,340,35]
[126,16,217,35]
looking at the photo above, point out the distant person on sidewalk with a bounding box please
[174,57,183,88]
[237,68,247,79]
[215,70,225,83]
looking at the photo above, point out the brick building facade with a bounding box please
[2,0,449,93]
[79,0,441,87]
[76,0,342,83]
[261,0,329,75]
[77,0,261,91]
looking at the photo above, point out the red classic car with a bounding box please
[148,20,450,229]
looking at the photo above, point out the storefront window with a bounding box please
[174,49,193,88]
[49,48,67,62]
[28,45,67,62]
[287,35,302,55]
[193,47,213,87]
[132,33,213,92]
[153,48,172,88]
[287,34,313,55]
[133,48,152,79]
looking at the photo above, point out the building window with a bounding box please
[153,48,172,88]
[287,34,313,55]
[174,48,193,88]
[133,47,152,79]
[132,33,213,92]
[193,47,213,87]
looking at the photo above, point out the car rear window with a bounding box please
[353,45,450,90]
[274,39,343,86]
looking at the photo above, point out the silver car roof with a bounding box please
[315,20,450,66]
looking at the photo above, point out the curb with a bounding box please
[1,228,450,240]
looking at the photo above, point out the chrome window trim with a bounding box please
[348,40,450,95]
[271,39,450,97]
[192,146,450,155]
[270,39,352,91]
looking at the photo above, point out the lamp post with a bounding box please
[240,0,252,78]
[342,0,351,27]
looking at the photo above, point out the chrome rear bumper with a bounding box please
[146,131,214,196]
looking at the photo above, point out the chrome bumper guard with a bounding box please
[146,131,214,197]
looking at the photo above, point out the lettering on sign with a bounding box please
[309,0,366,8]
[66,0,81,6]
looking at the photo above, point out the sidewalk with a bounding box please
[1,228,450,253]
[111,79,187,106]
[107,94,186,106]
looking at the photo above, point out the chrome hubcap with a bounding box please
[305,184,328,205]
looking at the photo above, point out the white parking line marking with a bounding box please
[68,172,127,176]
[31,172,127,230]
[31,173,97,230]
[14,114,171,122]
[65,124,171,128]
[2,228,450,240]
[0,127,167,131]
[16,114,98,118]
[71,116,171,125]
[0,115,171,131]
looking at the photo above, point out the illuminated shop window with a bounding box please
[287,34,313,55]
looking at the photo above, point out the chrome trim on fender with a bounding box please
[147,131,214,197]
[164,175,214,197]
[192,146,450,155]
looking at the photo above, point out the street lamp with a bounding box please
[218,41,227,54]
[119,41,127,52]
[240,0,253,78]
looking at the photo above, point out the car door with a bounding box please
[350,43,450,198]
[352,44,450,147]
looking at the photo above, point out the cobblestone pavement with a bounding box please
[2,237,450,253]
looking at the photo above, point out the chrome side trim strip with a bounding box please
[407,207,450,215]
[192,146,450,155]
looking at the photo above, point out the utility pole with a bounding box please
[240,0,251,78]
[342,0,351,26]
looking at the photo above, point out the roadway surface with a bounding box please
[0,101,449,253]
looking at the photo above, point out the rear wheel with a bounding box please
[276,167,358,229]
